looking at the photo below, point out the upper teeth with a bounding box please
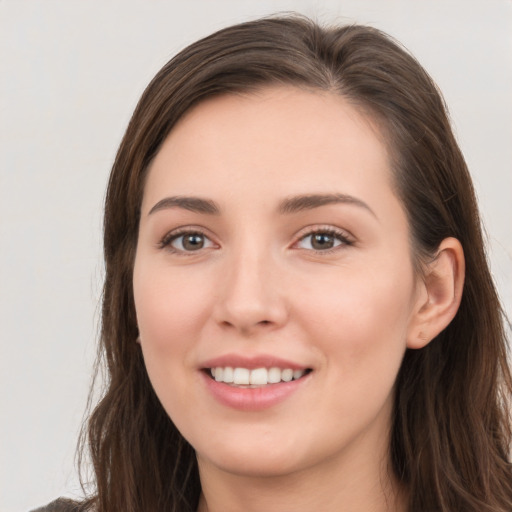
[210,367,306,386]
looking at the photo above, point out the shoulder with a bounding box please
[30,498,81,512]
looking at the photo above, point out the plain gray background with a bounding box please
[1,1,511,510]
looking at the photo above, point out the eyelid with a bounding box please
[291,224,355,252]
[157,224,353,255]
[158,226,219,254]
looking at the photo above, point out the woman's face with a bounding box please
[133,87,424,479]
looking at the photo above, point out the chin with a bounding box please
[195,432,310,478]
[199,450,304,479]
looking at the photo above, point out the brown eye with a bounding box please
[296,230,349,251]
[311,233,336,250]
[170,232,212,252]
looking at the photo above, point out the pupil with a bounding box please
[312,233,334,250]
[183,234,204,250]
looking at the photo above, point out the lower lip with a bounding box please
[201,371,310,411]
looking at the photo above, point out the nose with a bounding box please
[213,247,288,336]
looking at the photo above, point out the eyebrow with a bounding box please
[147,193,376,218]
[278,193,377,218]
[148,196,220,215]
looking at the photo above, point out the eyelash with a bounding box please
[294,226,353,254]
[158,227,216,255]
[158,226,354,255]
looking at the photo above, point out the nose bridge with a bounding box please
[216,234,287,332]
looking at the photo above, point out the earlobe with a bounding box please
[407,237,465,349]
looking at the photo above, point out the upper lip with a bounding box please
[200,354,310,371]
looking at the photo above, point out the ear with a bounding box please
[407,237,465,349]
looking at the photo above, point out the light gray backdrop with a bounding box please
[1,1,511,510]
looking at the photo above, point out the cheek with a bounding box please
[296,262,414,381]
[132,264,213,427]
[132,261,218,419]
[133,262,214,352]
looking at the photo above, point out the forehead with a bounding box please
[142,86,397,215]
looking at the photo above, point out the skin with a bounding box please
[133,86,464,512]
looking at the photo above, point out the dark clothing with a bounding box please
[31,498,80,512]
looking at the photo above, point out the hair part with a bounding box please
[78,14,512,512]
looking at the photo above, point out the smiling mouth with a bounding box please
[204,367,313,387]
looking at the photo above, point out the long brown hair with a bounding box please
[78,14,512,512]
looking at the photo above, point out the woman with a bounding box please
[36,14,512,512]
